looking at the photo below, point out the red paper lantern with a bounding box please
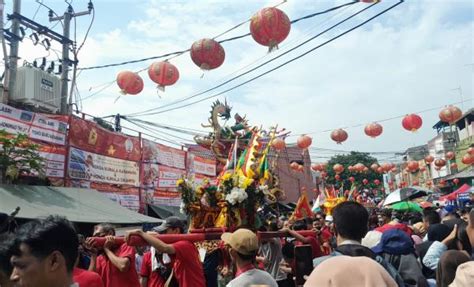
[335,174,341,181]
[468,147,474,156]
[426,180,432,187]
[190,38,225,70]
[116,71,144,95]
[435,166,441,171]
[272,138,286,151]
[424,155,434,164]
[381,163,391,172]
[370,163,379,171]
[450,163,458,170]
[445,151,455,160]
[439,179,446,186]
[311,164,321,172]
[297,165,304,172]
[348,165,354,172]
[330,129,348,144]
[349,176,355,183]
[374,179,380,185]
[434,159,446,168]
[391,167,398,173]
[362,178,369,185]
[364,122,383,138]
[420,166,427,172]
[462,154,474,165]
[453,178,460,185]
[250,7,291,51]
[439,106,462,124]
[401,181,407,187]
[354,163,365,172]
[333,164,344,174]
[148,61,179,91]
[407,161,419,172]
[363,167,369,173]
[377,167,384,174]
[297,135,312,149]
[402,114,423,132]
[320,171,328,178]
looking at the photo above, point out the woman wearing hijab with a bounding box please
[304,255,397,287]
[436,250,470,287]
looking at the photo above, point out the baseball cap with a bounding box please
[221,228,258,255]
[152,216,185,233]
[371,229,414,255]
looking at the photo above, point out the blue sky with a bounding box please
[9,0,474,161]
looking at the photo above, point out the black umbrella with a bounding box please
[383,186,431,206]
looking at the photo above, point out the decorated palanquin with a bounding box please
[179,101,286,230]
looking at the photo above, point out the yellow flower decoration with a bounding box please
[176,178,185,186]
[239,175,254,189]
[221,172,232,181]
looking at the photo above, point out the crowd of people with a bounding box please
[0,201,473,287]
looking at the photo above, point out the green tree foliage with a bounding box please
[0,130,45,184]
[325,151,383,190]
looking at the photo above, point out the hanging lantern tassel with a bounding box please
[155,86,163,98]
[268,40,278,53]
[114,95,122,103]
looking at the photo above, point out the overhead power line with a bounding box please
[124,1,403,118]
[77,0,358,71]
[124,0,369,118]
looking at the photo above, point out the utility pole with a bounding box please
[114,114,122,132]
[5,0,21,104]
[50,4,91,115]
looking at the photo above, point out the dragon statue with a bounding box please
[194,100,253,164]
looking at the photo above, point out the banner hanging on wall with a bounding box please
[0,103,67,145]
[68,147,140,186]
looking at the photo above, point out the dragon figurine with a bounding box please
[194,100,252,164]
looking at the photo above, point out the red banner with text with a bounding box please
[69,116,141,161]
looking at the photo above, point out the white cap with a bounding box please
[325,215,333,222]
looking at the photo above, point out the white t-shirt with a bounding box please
[227,269,278,287]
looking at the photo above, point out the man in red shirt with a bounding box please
[281,220,323,259]
[86,223,140,287]
[73,267,103,287]
[139,249,166,287]
[73,239,103,287]
[313,214,333,255]
[126,216,206,287]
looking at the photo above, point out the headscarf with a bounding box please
[449,261,474,287]
[436,250,470,287]
[304,255,397,287]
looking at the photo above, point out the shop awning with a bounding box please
[0,185,161,224]
[147,204,186,220]
[439,184,471,201]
